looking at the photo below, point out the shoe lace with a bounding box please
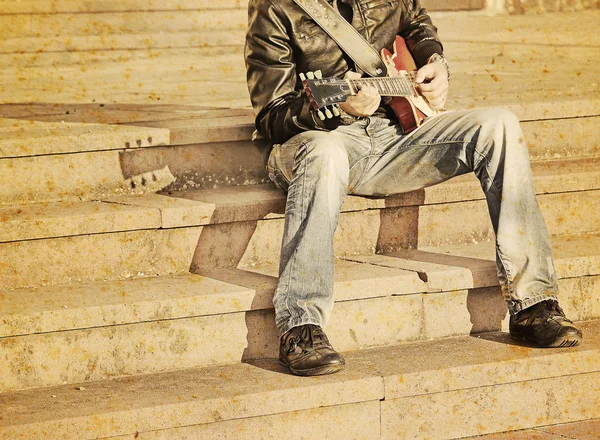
[308,325,330,349]
[538,300,571,323]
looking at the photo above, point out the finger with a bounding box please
[421,86,447,101]
[417,77,447,93]
[344,71,363,80]
[414,64,436,84]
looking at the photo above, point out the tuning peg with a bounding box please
[317,110,326,120]
[325,108,333,119]
[315,70,322,79]
[299,73,307,81]
[306,71,315,80]
[332,104,340,116]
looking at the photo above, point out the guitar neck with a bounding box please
[348,76,416,97]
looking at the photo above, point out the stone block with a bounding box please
[0,274,254,337]
[539,418,600,440]
[0,227,201,290]
[524,117,600,160]
[106,401,381,440]
[0,311,249,392]
[0,359,382,439]
[102,193,216,228]
[245,259,427,301]
[0,118,169,157]
[0,200,161,242]
[381,372,600,439]
[423,290,473,339]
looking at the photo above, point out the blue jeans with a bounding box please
[267,108,558,335]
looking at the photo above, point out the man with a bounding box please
[245,0,582,377]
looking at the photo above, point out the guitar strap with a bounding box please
[293,0,388,78]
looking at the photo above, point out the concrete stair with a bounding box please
[1,4,600,439]
[1,321,599,439]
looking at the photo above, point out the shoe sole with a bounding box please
[279,359,345,377]
[510,332,582,348]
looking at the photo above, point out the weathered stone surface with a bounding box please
[1,321,598,439]
[106,401,382,440]
[524,117,600,160]
[0,227,202,290]
[345,252,497,292]
[0,274,254,337]
[0,150,174,205]
[0,118,169,157]
[0,200,160,242]
[416,190,600,248]
[422,234,600,280]
[0,358,383,439]
[103,193,216,228]
[354,320,600,400]
[538,418,600,440]
[381,372,600,439]
[1,10,248,40]
[423,290,473,339]
[0,0,248,14]
[0,311,250,392]
[245,259,427,301]
[2,12,598,120]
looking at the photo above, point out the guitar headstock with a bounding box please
[300,70,353,120]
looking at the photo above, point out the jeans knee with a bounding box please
[295,132,349,183]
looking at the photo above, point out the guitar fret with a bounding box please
[348,77,414,97]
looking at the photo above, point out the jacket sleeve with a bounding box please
[245,0,326,144]
[398,0,444,68]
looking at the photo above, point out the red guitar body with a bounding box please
[381,37,431,133]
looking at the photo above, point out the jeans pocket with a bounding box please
[267,150,291,193]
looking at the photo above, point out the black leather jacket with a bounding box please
[245,0,443,144]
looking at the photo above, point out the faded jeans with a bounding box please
[267,108,558,335]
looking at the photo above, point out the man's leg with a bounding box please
[351,109,581,347]
[267,122,372,375]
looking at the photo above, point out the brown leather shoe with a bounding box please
[510,300,582,347]
[279,324,345,376]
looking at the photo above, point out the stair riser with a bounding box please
[235,190,600,268]
[0,31,246,55]
[0,10,248,40]
[119,118,600,192]
[2,189,597,290]
[104,401,381,440]
[0,228,201,291]
[0,151,171,205]
[3,275,598,392]
[524,116,600,160]
[382,372,600,440]
[0,119,596,206]
[120,140,270,192]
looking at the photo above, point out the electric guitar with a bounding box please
[301,36,437,133]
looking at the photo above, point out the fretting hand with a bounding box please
[414,62,448,111]
[338,71,381,117]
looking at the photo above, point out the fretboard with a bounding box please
[349,76,415,97]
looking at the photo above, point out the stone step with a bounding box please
[1,12,598,117]
[1,157,599,289]
[170,158,600,265]
[0,118,171,205]
[1,231,598,392]
[0,9,249,40]
[464,419,600,439]
[0,30,246,55]
[0,106,598,208]
[1,320,599,439]
[0,0,247,14]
